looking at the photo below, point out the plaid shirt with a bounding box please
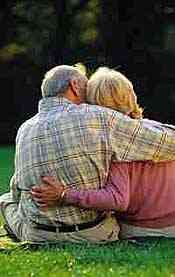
[9,97,175,226]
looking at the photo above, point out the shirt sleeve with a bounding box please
[9,174,21,202]
[64,163,130,211]
[109,112,175,162]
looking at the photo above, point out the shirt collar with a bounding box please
[38,97,72,112]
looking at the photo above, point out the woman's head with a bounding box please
[87,67,143,119]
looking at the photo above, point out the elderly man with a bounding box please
[1,64,175,244]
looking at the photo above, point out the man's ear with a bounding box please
[69,79,79,97]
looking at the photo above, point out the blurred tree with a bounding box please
[0,0,175,144]
[0,0,97,143]
[52,0,91,64]
[0,1,16,48]
[97,0,119,66]
[9,0,92,68]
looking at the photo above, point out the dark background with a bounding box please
[0,0,175,144]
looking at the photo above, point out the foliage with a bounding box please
[0,0,100,67]
[1,0,175,144]
[12,1,57,66]
[0,43,27,61]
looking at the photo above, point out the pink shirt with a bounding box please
[65,161,175,228]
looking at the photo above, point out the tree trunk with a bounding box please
[97,0,119,65]
[51,1,71,64]
[0,1,16,48]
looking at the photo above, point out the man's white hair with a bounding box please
[41,65,86,97]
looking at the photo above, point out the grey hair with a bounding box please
[41,65,86,98]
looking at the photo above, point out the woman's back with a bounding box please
[114,161,175,228]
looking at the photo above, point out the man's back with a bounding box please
[15,97,114,226]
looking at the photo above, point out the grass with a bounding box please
[0,145,15,194]
[0,146,175,276]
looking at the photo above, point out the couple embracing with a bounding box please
[1,64,175,244]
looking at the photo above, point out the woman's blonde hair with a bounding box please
[87,67,143,119]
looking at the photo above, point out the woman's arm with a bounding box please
[31,163,130,211]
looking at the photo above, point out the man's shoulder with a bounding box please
[68,104,125,126]
[75,103,118,116]
[16,114,39,137]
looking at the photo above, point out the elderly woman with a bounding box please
[32,67,175,239]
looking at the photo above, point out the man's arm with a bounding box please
[31,163,130,211]
[109,112,175,162]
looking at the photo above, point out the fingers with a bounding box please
[31,177,64,209]
[31,186,43,193]
[34,199,46,205]
[32,194,56,208]
[31,192,42,201]
[31,190,55,203]
[31,188,45,197]
[40,205,48,210]
[41,176,64,188]
[32,176,61,193]
[32,184,50,193]
[35,200,49,208]
[31,191,48,206]
[41,176,57,186]
[30,190,47,204]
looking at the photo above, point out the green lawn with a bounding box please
[0,146,175,277]
[0,146,15,194]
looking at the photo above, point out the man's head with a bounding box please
[87,67,143,119]
[41,65,88,104]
